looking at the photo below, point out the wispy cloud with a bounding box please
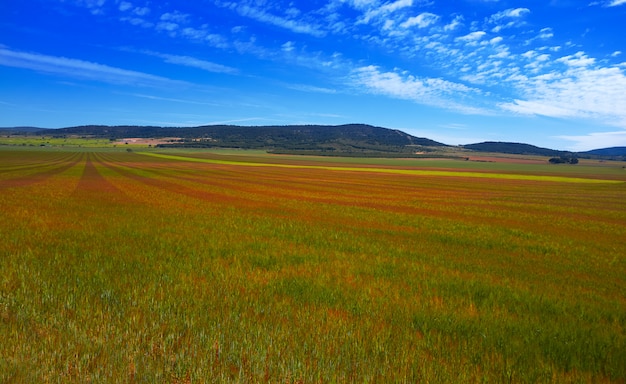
[119,1,149,15]
[489,8,530,22]
[487,7,530,32]
[401,13,440,29]
[130,93,221,106]
[606,0,626,6]
[0,48,187,87]
[361,0,414,24]
[160,11,190,24]
[223,2,326,37]
[203,117,269,125]
[155,11,191,34]
[455,31,487,43]
[74,0,106,15]
[556,130,626,151]
[118,1,153,27]
[119,2,132,12]
[285,84,338,94]
[144,51,238,74]
[351,65,487,114]
[444,15,464,31]
[499,52,626,127]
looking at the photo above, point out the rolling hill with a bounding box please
[461,142,567,156]
[580,147,626,156]
[29,124,448,157]
[3,124,625,159]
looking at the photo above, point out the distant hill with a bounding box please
[33,124,448,157]
[0,126,50,134]
[462,142,568,156]
[39,124,443,144]
[580,147,626,156]
[4,124,625,160]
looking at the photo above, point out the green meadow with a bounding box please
[1,147,625,382]
[0,136,117,148]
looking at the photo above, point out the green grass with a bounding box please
[1,147,625,382]
[0,136,117,148]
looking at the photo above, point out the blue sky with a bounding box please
[1,0,625,150]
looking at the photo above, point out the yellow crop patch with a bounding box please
[138,151,623,184]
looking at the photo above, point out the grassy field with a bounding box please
[1,147,625,382]
[0,135,118,148]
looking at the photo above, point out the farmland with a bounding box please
[1,147,625,382]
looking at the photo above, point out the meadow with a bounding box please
[1,147,625,382]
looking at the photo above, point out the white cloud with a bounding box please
[234,5,326,37]
[285,7,301,18]
[489,47,510,59]
[444,15,463,31]
[74,0,106,14]
[282,41,295,52]
[556,130,626,151]
[179,27,206,40]
[606,0,626,6]
[487,8,529,32]
[353,65,473,97]
[152,53,238,74]
[204,34,229,49]
[538,28,553,39]
[119,1,133,12]
[500,61,626,129]
[361,0,413,23]
[382,0,413,12]
[156,22,179,32]
[342,0,380,9]
[401,12,439,28]
[76,0,105,7]
[557,51,595,67]
[160,11,190,24]
[351,65,486,114]
[285,84,338,94]
[455,31,487,42]
[134,7,150,16]
[118,1,150,16]
[130,93,221,106]
[499,99,574,118]
[0,48,186,87]
[489,8,530,22]
[120,17,152,28]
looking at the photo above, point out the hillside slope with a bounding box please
[39,124,448,156]
[580,147,626,156]
[462,142,568,156]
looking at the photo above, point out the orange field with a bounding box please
[1,148,625,382]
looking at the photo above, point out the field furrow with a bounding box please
[0,152,83,187]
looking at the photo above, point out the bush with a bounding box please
[549,156,578,164]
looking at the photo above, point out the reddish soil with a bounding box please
[116,137,182,146]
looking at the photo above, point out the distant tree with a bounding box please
[549,155,578,164]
